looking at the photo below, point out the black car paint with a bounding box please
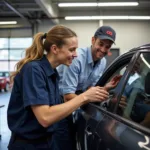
[76,44,150,150]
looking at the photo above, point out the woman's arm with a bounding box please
[31,86,109,127]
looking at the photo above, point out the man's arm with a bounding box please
[104,75,122,91]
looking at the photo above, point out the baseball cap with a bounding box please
[94,26,116,44]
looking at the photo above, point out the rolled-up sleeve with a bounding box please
[22,63,49,108]
[62,59,80,95]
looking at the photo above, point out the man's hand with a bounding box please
[104,75,122,91]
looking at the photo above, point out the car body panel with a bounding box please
[81,104,150,150]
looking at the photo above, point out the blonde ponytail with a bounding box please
[11,32,45,82]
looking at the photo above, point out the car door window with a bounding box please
[105,65,127,83]
[117,52,150,129]
[99,64,129,110]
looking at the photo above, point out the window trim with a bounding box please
[113,51,141,113]
[114,50,150,113]
[96,51,135,87]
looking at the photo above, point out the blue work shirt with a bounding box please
[7,55,71,149]
[57,47,106,95]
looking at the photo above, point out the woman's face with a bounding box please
[58,37,78,66]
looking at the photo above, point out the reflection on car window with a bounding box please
[105,65,127,86]
[117,52,150,129]
[99,65,128,110]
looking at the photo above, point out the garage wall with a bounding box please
[59,20,150,54]
[0,28,32,37]
[0,19,55,37]
[60,20,99,48]
[38,19,55,32]
[104,20,150,54]
[0,18,32,37]
[0,19,150,54]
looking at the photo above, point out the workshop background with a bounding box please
[0,0,150,149]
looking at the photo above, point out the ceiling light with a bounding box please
[65,16,150,20]
[98,2,138,6]
[58,2,138,7]
[129,16,150,20]
[65,16,91,20]
[58,3,97,7]
[92,16,129,20]
[0,21,17,25]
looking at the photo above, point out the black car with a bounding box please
[76,44,150,150]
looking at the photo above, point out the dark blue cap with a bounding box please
[94,26,116,43]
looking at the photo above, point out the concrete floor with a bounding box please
[0,91,11,150]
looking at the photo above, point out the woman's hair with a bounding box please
[10,25,77,81]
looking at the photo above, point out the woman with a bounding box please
[7,25,109,150]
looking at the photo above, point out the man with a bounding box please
[57,25,119,101]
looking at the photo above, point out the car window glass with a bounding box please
[107,65,127,82]
[99,64,128,109]
[117,52,150,129]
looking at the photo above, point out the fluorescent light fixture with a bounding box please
[65,16,91,20]
[65,16,150,20]
[98,2,138,6]
[129,16,150,20]
[0,21,17,25]
[58,2,138,7]
[58,3,97,7]
[92,16,129,20]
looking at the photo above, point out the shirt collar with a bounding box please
[87,46,102,66]
[40,55,57,77]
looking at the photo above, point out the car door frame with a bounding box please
[80,48,150,150]
[79,50,136,150]
[84,49,150,132]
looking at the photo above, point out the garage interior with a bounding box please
[0,0,150,149]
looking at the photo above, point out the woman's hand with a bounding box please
[82,86,109,103]
[104,75,122,91]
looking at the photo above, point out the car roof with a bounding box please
[129,43,150,52]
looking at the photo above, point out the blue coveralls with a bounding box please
[7,55,73,150]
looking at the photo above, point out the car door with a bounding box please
[76,48,150,150]
[94,50,150,150]
[91,50,150,150]
[76,50,136,150]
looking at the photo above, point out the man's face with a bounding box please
[91,37,113,61]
